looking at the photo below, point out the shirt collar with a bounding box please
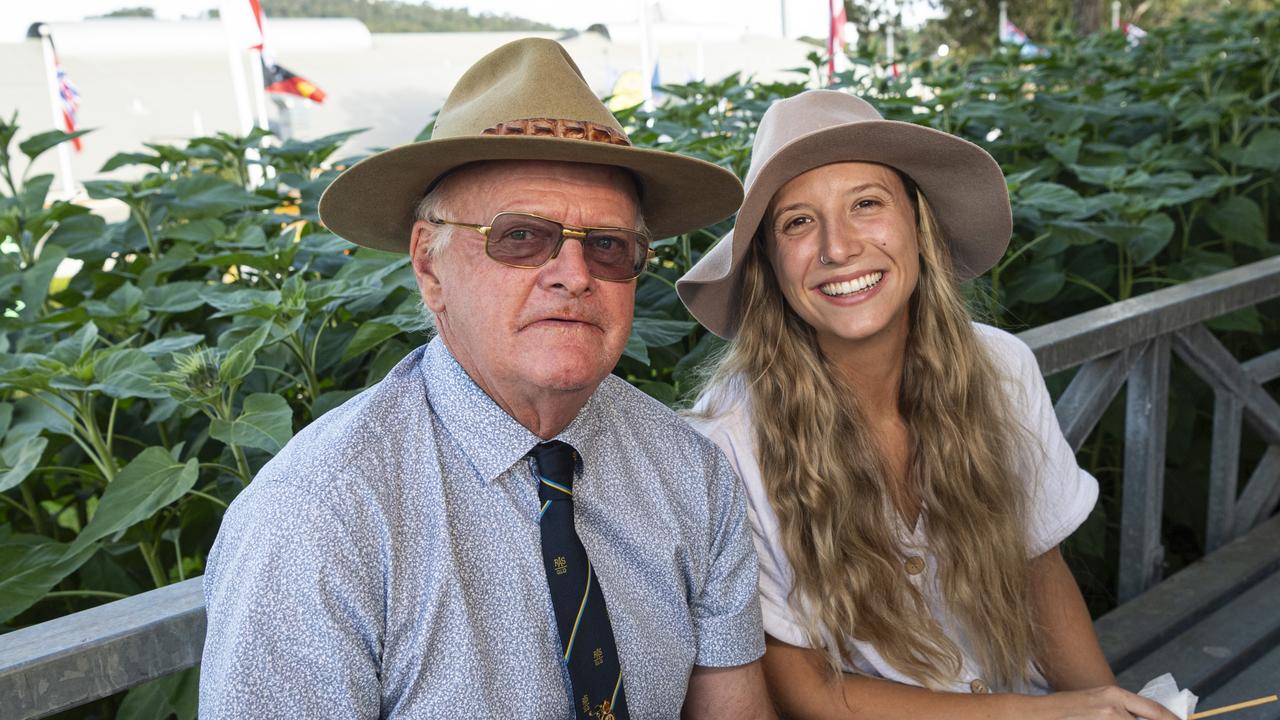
[420,336,606,484]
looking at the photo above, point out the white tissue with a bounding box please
[1138,673,1199,720]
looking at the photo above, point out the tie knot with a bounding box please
[532,440,577,501]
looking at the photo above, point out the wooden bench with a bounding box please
[1095,513,1280,718]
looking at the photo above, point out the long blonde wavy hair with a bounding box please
[695,177,1038,690]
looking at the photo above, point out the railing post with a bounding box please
[1206,392,1242,552]
[1118,334,1171,602]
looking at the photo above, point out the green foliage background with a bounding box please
[1,8,1278,718]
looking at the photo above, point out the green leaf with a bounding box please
[49,212,110,255]
[638,381,677,406]
[168,175,276,219]
[313,389,361,419]
[100,151,164,173]
[209,393,294,454]
[0,538,100,623]
[20,174,55,215]
[140,333,206,358]
[18,128,93,164]
[631,317,696,348]
[6,395,74,442]
[1096,213,1175,264]
[119,667,199,720]
[161,218,225,244]
[66,447,200,557]
[200,285,282,317]
[1205,195,1265,248]
[90,348,167,399]
[1017,182,1089,218]
[343,321,401,360]
[1045,138,1081,166]
[218,323,271,384]
[84,282,148,323]
[1071,164,1126,187]
[50,321,99,366]
[1004,257,1066,304]
[1207,307,1262,335]
[0,437,47,493]
[143,281,209,313]
[1236,129,1280,171]
[17,245,66,320]
[622,332,649,364]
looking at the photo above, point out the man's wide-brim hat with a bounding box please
[677,89,1013,339]
[318,38,744,252]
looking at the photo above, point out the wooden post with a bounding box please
[1118,334,1170,602]
[1206,392,1242,552]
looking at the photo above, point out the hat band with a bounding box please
[481,117,632,146]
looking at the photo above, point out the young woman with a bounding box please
[677,90,1177,720]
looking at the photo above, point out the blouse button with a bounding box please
[970,678,990,694]
[904,556,926,575]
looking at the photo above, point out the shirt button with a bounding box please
[904,556,926,575]
[970,678,990,694]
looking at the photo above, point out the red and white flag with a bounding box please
[828,0,847,82]
[51,39,82,151]
[220,0,326,104]
[1121,22,1147,46]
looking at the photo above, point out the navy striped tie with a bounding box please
[532,440,629,720]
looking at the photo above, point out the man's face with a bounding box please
[410,161,641,404]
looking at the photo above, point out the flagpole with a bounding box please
[249,52,271,131]
[998,1,1008,43]
[828,0,838,83]
[638,0,654,109]
[1112,0,1121,30]
[37,26,75,197]
[224,39,254,135]
[885,22,895,78]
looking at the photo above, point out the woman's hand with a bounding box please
[1017,685,1182,720]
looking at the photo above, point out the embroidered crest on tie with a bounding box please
[532,440,630,720]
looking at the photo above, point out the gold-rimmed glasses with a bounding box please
[429,211,655,282]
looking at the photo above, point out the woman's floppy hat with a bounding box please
[318,38,744,252]
[677,89,1013,339]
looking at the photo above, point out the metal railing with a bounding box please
[2,255,1279,719]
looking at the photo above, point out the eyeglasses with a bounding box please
[429,211,655,282]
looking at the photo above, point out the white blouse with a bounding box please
[689,323,1099,695]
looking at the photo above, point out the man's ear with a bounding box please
[409,220,447,313]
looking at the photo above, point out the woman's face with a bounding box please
[764,161,920,353]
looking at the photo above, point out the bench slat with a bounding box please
[1094,514,1280,672]
[1114,569,1280,695]
[1197,644,1280,720]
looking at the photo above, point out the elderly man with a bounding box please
[200,38,773,719]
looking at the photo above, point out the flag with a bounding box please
[1121,22,1147,46]
[53,43,82,151]
[263,61,326,103]
[828,0,847,81]
[222,0,327,103]
[1000,18,1046,58]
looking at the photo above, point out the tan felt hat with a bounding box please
[677,90,1013,339]
[318,38,744,252]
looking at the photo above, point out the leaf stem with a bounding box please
[0,491,34,518]
[138,540,168,588]
[186,488,229,509]
[19,481,48,535]
[43,590,129,601]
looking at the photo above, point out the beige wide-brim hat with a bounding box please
[677,89,1013,339]
[318,38,743,252]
